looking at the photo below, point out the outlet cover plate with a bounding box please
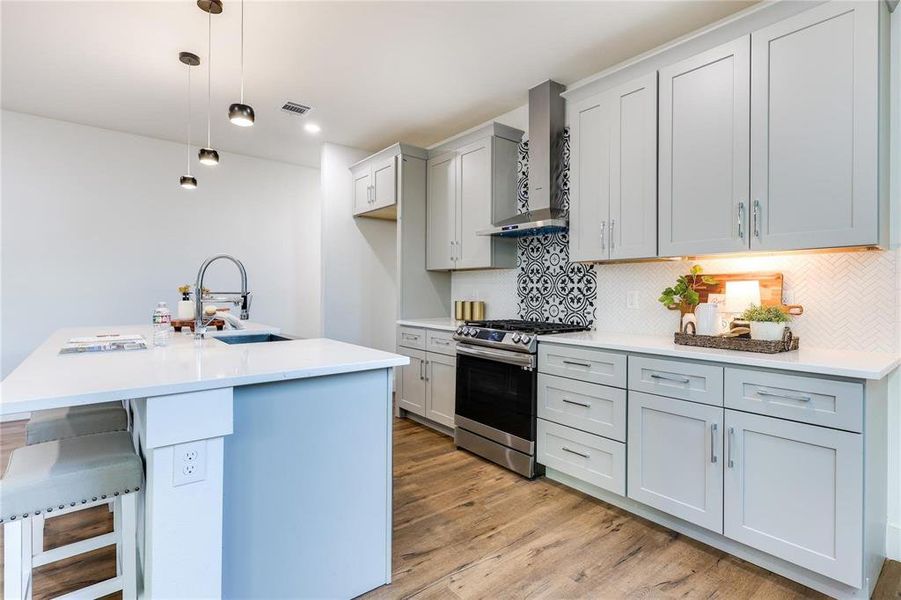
[173,440,206,486]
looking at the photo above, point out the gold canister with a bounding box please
[462,301,473,321]
[472,301,485,321]
[454,300,464,321]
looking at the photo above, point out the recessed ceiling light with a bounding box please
[304,123,321,134]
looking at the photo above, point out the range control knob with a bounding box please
[469,328,479,337]
[512,333,521,343]
[521,335,532,345]
[456,326,464,335]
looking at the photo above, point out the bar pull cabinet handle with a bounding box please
[710,423,718,464]
[419,360,425,380]
[425,360,430,381]
[610,218,615,253]
[562,446,590,459]
[753,199,761,239]
[737,202,745,239]
[562,359,592,368]
[650,372,690,384]
[727,427,735,468]
[562,398,592,408]
[600,220,607,250]
[757,388,811,403]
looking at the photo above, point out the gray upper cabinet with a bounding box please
[723,409,863,587]
[570,73,657,262]
[426,123,521,271]
[351,144,427,221]
[426,151,457,271]
[750,1,880,251]
[658,36,751,257]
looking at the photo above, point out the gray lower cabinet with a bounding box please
[627,391,724,533]
[537,418,626,495]
[397,348,427,416]
[425,353,456,429]
[723,409,863,587]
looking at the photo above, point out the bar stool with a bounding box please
[24,401,130,558]
[25,401,128,445]
[1,431,143,600]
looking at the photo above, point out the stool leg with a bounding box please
[112,501,122,576]
[120,494,137,600]
[31,513,44,555]
[21,520,32,600]
[4,520,25,600]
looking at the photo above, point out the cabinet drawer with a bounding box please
[397,327,426,350]
[629,356,723,406]
[426,329,456,356]
[538,344,626,388]
[537,419,626,496]
[725,368,863,432]
[537,374,626,442]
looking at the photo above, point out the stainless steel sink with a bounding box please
[213,333,298,345]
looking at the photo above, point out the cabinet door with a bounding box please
[426,152,457,270]
[627,391,724,533]
[723,410,863,587]
[750,1,878,251]
[609,73,658,260]
[351,164,372,216]
[426,353,456,429]
[371,155,397,211]
[456,138,494,269]
[568,92,611,262]
[659,36,750,256]
[397,348,426,416]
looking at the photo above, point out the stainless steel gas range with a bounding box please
[453,319,589,478]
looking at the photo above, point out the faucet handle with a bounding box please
[240,292,252,320]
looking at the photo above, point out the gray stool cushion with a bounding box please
[0,431,143,522]
[26,401,127,445]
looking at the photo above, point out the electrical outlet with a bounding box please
[782,290,795,305]
[173,440,206,487]
[626,291,640,310]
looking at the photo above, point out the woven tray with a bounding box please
[674,331,799,354]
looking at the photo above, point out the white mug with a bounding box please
[695,303,720,336]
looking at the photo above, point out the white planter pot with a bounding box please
[750,321,786,341]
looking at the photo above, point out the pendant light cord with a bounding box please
[186,64,192,175]
[240,0,245,104]
[207,8,212,147]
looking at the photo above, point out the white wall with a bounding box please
[0,110,321,377]
[319,143,397,353]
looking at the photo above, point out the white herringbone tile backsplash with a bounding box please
[454,249,900,354]
[595,250,899,354]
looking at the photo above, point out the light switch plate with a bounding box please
[626,291,640,310]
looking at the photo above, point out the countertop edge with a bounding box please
[396,318,462,332]
[0,356,408,416]
[536,335,899,381]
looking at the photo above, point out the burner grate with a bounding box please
[464,319,589,335]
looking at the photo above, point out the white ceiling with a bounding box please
[1,1,755,168]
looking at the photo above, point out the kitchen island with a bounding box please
[0,324,408,599]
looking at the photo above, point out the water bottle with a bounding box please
[152,301,172,347]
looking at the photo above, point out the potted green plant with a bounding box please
[658,265,715,315]
[741,304,791,341]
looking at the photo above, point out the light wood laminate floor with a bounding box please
[1,417,898,599]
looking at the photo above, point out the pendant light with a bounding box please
[228,0,254,127]
[179,51,200,189]
[198,2,219,165]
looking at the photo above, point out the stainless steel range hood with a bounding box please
[478,80,567,238]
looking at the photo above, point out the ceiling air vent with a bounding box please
[281,102,312,117]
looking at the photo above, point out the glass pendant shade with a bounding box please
[180,175,198,189]
[198,147,220,165]
[229,102,255,127]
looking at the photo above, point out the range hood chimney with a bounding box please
[479,80,567,238]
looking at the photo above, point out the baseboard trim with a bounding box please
[1,412,30,423]
[400,412,454,438]
[888,522,901,561]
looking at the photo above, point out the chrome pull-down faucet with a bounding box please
[194,254,251,337]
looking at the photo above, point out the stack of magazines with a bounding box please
[59,334,149,355]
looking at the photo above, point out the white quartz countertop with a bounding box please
[0,324,409,415]
[537,331,899,380]
[396,318,463,332]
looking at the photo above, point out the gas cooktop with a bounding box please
[453,319,590,353]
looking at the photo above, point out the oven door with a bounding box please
[455,344,537,450]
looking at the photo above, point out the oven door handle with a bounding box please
[456,344,535,369]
